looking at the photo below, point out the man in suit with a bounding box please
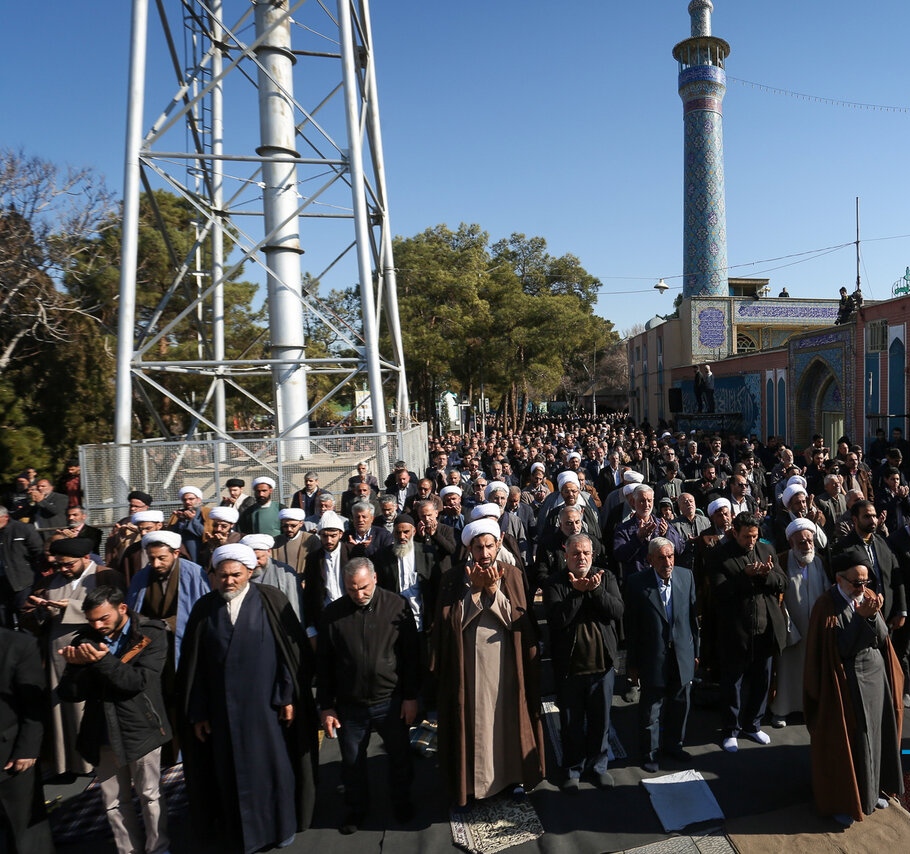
[624,537,699,772]
[302,511,353,646]
[0,628,55,854]
[833,499,905,631]
[56,506,104,555]
[375,511,447,711]
[0,507,44,630]
[26,479,69,541]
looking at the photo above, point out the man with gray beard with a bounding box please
[769,519,829,727]
[375,514,441,708]
[178,544,318,852]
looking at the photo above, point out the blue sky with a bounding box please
[4,1,910,335]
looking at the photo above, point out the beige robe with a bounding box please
[772,552,828,716]
[462,587,523,799]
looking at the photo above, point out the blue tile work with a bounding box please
[675,372,761,436]
[680,64,727,299]
[788,326,855,442]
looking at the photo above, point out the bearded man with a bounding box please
[769,519,829,728]
[435,519,545,807]
[804,558,904,825]
[178,544,318,852]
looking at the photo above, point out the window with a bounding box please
[867,320,888,353]
[737,332,757,353]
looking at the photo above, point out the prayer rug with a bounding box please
[541,697,627,767]
[641,769,724,832]
[49,762,187,844]
[450,793,544,854]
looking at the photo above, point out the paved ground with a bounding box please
[45,678,910,854]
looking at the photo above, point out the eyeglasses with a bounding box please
[56,560,81,569]
[848,579,871,588]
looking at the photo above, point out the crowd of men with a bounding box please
[0,416,907,851]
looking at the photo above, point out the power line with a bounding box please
[727,76,910,114]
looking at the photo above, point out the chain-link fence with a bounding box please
[79,424,428,528]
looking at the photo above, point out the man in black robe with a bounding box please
[177,544,318,854]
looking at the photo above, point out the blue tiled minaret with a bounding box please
[673,1,731,298]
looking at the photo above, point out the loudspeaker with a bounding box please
[668,387,683,413]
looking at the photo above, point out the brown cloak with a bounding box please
[803,587,904,821]
[435,562,545,807]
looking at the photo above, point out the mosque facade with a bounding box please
[625,1,909,453]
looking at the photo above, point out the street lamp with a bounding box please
[654,279,669,295]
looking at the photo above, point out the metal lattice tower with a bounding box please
[113,0,409,476]
[673,0,731,298]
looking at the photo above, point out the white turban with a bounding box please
[557,471,580,491]
[439,485,462,498]
[485,481,509,499]
[252,476,276,489]
[622,483,638,497]
[782,484,807,507]
[142,530,182,551]
[786,518,815,540]
[470,503,502,520]
[318,511,346,532]
[241,534,275,550]
[530,462,546,474]
[178,486,203,500]
[707,498,732,517]
[786,475,808,489]
[279,508,306,521]
[209,506,239,523]
[461,518,502,547]
[132,510,163,524]
[623,470,645,484]
[567,451,582,462]
[212,543,257,570]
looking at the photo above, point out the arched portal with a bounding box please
[795,359,842,450]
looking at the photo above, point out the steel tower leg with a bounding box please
[113,0,149,501]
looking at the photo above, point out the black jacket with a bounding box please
[0,628,45,774]
[58,611,172,766]
[317,586,418,708]
[0,518,44,592]
[544,569,624,683]
[708,538,788,657]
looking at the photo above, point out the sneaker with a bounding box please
[770,716,787,728]
[876,797,890,810]
[722,737,738,753]
[642,759,659,773]
[744,729,771,745]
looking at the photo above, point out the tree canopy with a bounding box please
[0,149,626,477]
[390,225,622,432]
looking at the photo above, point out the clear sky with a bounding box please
[3,1,910,336]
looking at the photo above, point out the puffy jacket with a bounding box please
[58,611,172,766]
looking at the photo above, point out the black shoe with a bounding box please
[595,772,615,789]
[642,760,659,773]
[664,746,692,762]
[561,776,580,793]
[394,800,415,823]
[339,809,364,835]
